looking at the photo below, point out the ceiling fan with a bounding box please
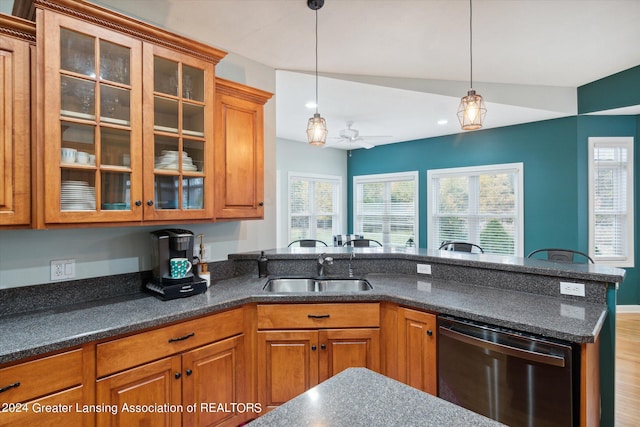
[328,121,392,149]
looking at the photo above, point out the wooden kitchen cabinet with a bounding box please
[0,345,95,427]
[95,308,248,427]
[396,307,437,395]
[0,15,34,228]
[214,78,272,220]
[33,0,225,227]
[256,303,380,411]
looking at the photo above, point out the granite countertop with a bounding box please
[0,271,608,364]
[248,367,505,427]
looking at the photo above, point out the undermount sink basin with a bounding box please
[263,277,372,293]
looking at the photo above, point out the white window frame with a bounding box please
[353,171,419,246]
[588,137,634,267]
[287,172,342,244]
[427,163,524,256]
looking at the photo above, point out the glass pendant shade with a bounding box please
[307,113,328,146]
[457,89,486,130]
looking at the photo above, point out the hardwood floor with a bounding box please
[615,312,640,426]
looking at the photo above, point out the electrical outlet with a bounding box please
[51,259,75,281]
[417,264,431,275]
[560,282,585,297]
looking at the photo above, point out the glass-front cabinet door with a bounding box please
[142,44,214,221]
[42,11,143,224]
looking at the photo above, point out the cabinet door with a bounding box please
[256,330,318,411]
[182,335,247,427]
[319,328,380,382]
[142,43,214,221]
[0,19,32,227]
[397,308,437,395]
[40,10,143,225]
[96,356,182,427]
[214,78,271,220]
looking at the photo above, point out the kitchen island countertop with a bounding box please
[248,367,505,427]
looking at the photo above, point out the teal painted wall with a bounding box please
[348,115,639,304]
[578,65,640,113]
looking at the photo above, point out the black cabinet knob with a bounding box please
[135,200,142,207]
[174,372,181,379]
[311,345,317,351]
[147,200,154,206]
[427,330,433,336]
[258,201,264,207]
[185,369,193,376]
[321,344,326,350]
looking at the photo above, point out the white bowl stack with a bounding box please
[60,180,96,210]
[155,150,198,171]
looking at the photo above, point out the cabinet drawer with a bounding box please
[97,308,244,377]
[257,303,380,329]
[0,386,85,427]
[0,349,83,404]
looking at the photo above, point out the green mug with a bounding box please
[170,257,192,278]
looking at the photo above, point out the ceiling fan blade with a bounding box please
[357,141,375,149]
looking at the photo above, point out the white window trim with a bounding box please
[588,137,634,267]
[427,163,524,256]
[353,171,419,246]
[287,172,342,244]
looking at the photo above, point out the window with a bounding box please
[288,173,341,244]
[588,137,634,267]
[427,163,524,256]
[353,172,418,246]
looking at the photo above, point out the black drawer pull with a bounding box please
[307,314,330,319]
[168,332,195,343]
[0,382,20,393]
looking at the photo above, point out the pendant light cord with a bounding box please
[469,0,473,89]
[315,8,319,114]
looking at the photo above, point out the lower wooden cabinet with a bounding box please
[396,307,438,395]
[182,335,247,427]
[96,356,182,427]
[96,335,246,427]
[256,303,381,411]
[95,308,248,427]
[0,346,94,427]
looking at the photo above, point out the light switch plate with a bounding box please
[417,264,431,274]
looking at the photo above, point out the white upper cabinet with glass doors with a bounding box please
[34,0,225,227]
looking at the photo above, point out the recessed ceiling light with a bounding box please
[305,101,317,109]
[437,119,448,125]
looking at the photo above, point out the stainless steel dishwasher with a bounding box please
[438,316,579,427]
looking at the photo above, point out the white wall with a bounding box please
[275,138,348,248]
[0,52,276,289]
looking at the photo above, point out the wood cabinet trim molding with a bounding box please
[33,0,227,64]
[215,77,273,105]
[0,14,36,42]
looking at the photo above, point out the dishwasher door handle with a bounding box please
[439,326,566,367]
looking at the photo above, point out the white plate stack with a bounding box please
[155,150,198,171]
[61,180,96,210]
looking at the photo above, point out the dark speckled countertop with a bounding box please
[0,265,611,364]
[248,367,505,427]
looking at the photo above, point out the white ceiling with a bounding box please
[95,0,640,149]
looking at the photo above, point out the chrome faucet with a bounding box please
[317,253,334,277]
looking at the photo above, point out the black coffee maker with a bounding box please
[146,229,207,300]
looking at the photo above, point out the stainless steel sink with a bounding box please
[263,277,372,292]
[316,279,373,292]
[263,278,316,293]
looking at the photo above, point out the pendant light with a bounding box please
[457,0,486,130]
[306,0,328,146]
